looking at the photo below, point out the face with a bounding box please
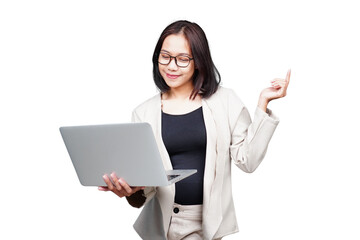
[158,34,195,93]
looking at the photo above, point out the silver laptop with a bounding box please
[59,123,197,187]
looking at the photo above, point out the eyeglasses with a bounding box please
[158,52,194,68]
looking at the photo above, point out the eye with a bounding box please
[160,54,170,59]
[178,56,189,63]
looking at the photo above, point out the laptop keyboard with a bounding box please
[167,174,180,181]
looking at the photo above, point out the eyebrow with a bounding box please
[160,49,191,57]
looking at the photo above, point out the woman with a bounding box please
[99,20,290,240]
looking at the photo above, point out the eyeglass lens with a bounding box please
[158,53,191,67]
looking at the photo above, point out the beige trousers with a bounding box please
[167,203,203,240]
[167,203,222,240]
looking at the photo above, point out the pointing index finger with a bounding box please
[286,69,291,83]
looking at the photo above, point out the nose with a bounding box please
[167,57,178,71]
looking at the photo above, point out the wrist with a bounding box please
[258,97,269,112]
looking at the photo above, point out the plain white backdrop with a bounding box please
[1,0,359,239]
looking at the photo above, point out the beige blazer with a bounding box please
[130,86,279,240]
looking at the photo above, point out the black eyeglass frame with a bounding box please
[157,53,194,68]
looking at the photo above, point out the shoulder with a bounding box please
[132,92,161,116]
[206,86,245,108]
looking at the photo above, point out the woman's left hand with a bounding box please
[258,69,291,111]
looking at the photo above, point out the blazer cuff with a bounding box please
[143,187,157,204]
[255,107,280,126]
[245,107,279,144]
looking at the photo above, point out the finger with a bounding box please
[283,70,291,91]
[103,174,114,191]
[278,83,287,97]
[285,69,291,83]
[271,78,283,83]
[271,78,287,83]
[271,80,285,88]
[98,186,109,191]
[119,178,132,194]
[110,172,122,191]
[271,80,281,86]
[115,192,125,198]
[131,186,144,193]
[272,85,282,89]
[277,81,286,87]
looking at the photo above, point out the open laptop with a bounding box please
[59,123,197,187]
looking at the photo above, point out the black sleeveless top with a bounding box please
[161,106,207,205]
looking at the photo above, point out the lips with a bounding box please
[166,73,180,79]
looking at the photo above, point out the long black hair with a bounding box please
[152,20,221,99]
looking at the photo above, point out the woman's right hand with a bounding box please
[98,172,144,198]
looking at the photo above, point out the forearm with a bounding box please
[231,106,279,173]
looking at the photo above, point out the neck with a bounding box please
[165,85,195,100]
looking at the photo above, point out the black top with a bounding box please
[161,106,207,205]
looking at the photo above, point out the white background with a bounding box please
[1,0,359,239]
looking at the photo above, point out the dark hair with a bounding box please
[152,20,221,99]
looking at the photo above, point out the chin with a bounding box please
[164,82,181,89]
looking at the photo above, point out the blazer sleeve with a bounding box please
[125,110,157,208]
[228,89,280,173]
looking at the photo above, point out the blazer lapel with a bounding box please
[149,94,175,194]
[201,99,217,214]
[202,96,225,240]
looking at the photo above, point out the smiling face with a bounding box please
[158,34,195,94]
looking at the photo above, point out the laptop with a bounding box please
[59,123,197,187]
